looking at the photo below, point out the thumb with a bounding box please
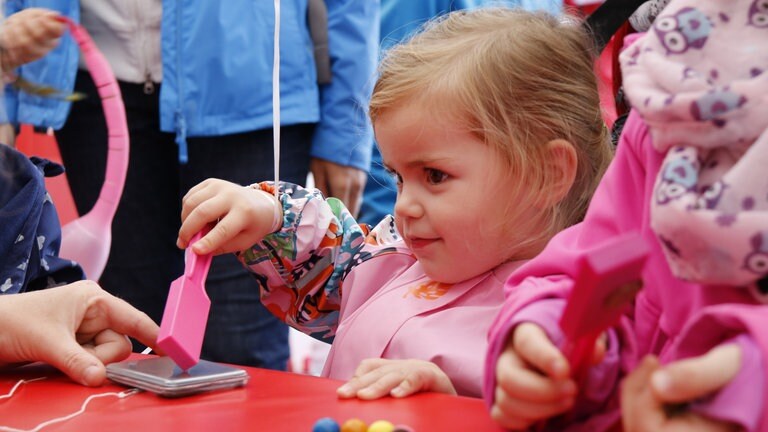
[43,338,107,386]
[651,343,741,404]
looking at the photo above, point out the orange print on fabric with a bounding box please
[403,281,451,300]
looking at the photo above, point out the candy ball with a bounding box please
[341,418,367,432]
[393,426,414,432]
[313,417,340,432]
[367,420,395,432]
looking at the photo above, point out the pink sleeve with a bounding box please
[689,334,763,431]
[664,304,768,431]
[485,299,622,419]
[484,111,652,417]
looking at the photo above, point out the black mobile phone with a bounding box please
[106,356,249,397]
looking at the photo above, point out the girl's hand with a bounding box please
[178,178,280,255]
[0,8,65,72]
[336,358,457,400]
[491,323,582,430]
[622,346,742,432]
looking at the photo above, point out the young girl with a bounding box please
[487,0,768,430]
[177,8,613,399]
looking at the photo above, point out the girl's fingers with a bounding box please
[514,323,570,379]
[651,343,741,404]
[492,389,574,429]
[355,371,406,400]
[353,358,390,377]
[192,211,247,255]
[496,350,576,403]
[337,366,389,399]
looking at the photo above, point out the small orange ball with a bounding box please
[341,418,367,432]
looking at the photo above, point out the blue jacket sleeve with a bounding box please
[310,0,379,172]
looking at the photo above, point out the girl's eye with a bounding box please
[385,168,402,185]
[425,168,448,185]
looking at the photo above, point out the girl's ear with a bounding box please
[538,139,578,208]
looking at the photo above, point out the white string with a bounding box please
[140,347,153,355]
[0,388,140,432]
[272,0,281,199]
[0,378,46,401]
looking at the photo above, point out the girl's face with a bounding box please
[376,102,538,283]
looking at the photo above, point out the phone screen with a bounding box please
[106,356,249,397]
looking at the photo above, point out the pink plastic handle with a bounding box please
[59,18,129,280]
[184,230,214,286]
[156,226,213,370]
[559,233,649,381]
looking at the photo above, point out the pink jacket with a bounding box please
[485,111,768,431]
[239,182,523,397]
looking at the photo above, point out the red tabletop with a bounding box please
[0,356,504,431]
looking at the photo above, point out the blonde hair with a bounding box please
[370,8,612,251]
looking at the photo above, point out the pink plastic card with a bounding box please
[157,228,213,370]
[559,232,650,381]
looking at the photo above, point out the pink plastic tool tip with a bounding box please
[157,228,213,370]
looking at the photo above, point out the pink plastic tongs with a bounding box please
[157,228,213,370]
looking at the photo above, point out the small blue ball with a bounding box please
[312,417,340,432]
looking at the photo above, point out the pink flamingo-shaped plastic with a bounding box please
[58,19,129,280]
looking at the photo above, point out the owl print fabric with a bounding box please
[620,0,768,291]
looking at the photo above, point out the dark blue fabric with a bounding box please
[0,144,84,294]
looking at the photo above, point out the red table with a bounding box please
[0,357,504,431]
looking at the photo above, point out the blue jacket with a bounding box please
[4,0,380,171]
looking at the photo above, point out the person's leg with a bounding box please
[182,124,314,370]
[56,71,183,340]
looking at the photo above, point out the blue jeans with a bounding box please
[57,71,313,370]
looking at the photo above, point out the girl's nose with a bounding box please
[394,184,424,220]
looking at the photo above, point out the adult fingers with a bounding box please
[514,323,570,379]
[39,333,107,387]
[621,356,664,432]
[651,344,741,404]
[86,329,133,366]
[83,291,160,352]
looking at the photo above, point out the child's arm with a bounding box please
[336,358,457,400]
[178,179,409,342]
[486,111,652,428]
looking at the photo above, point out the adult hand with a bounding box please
[0,8,65,72]
[622,349,742,432]
[0,281,159,386]
[310,158,367,217]
[337,358,456,400]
